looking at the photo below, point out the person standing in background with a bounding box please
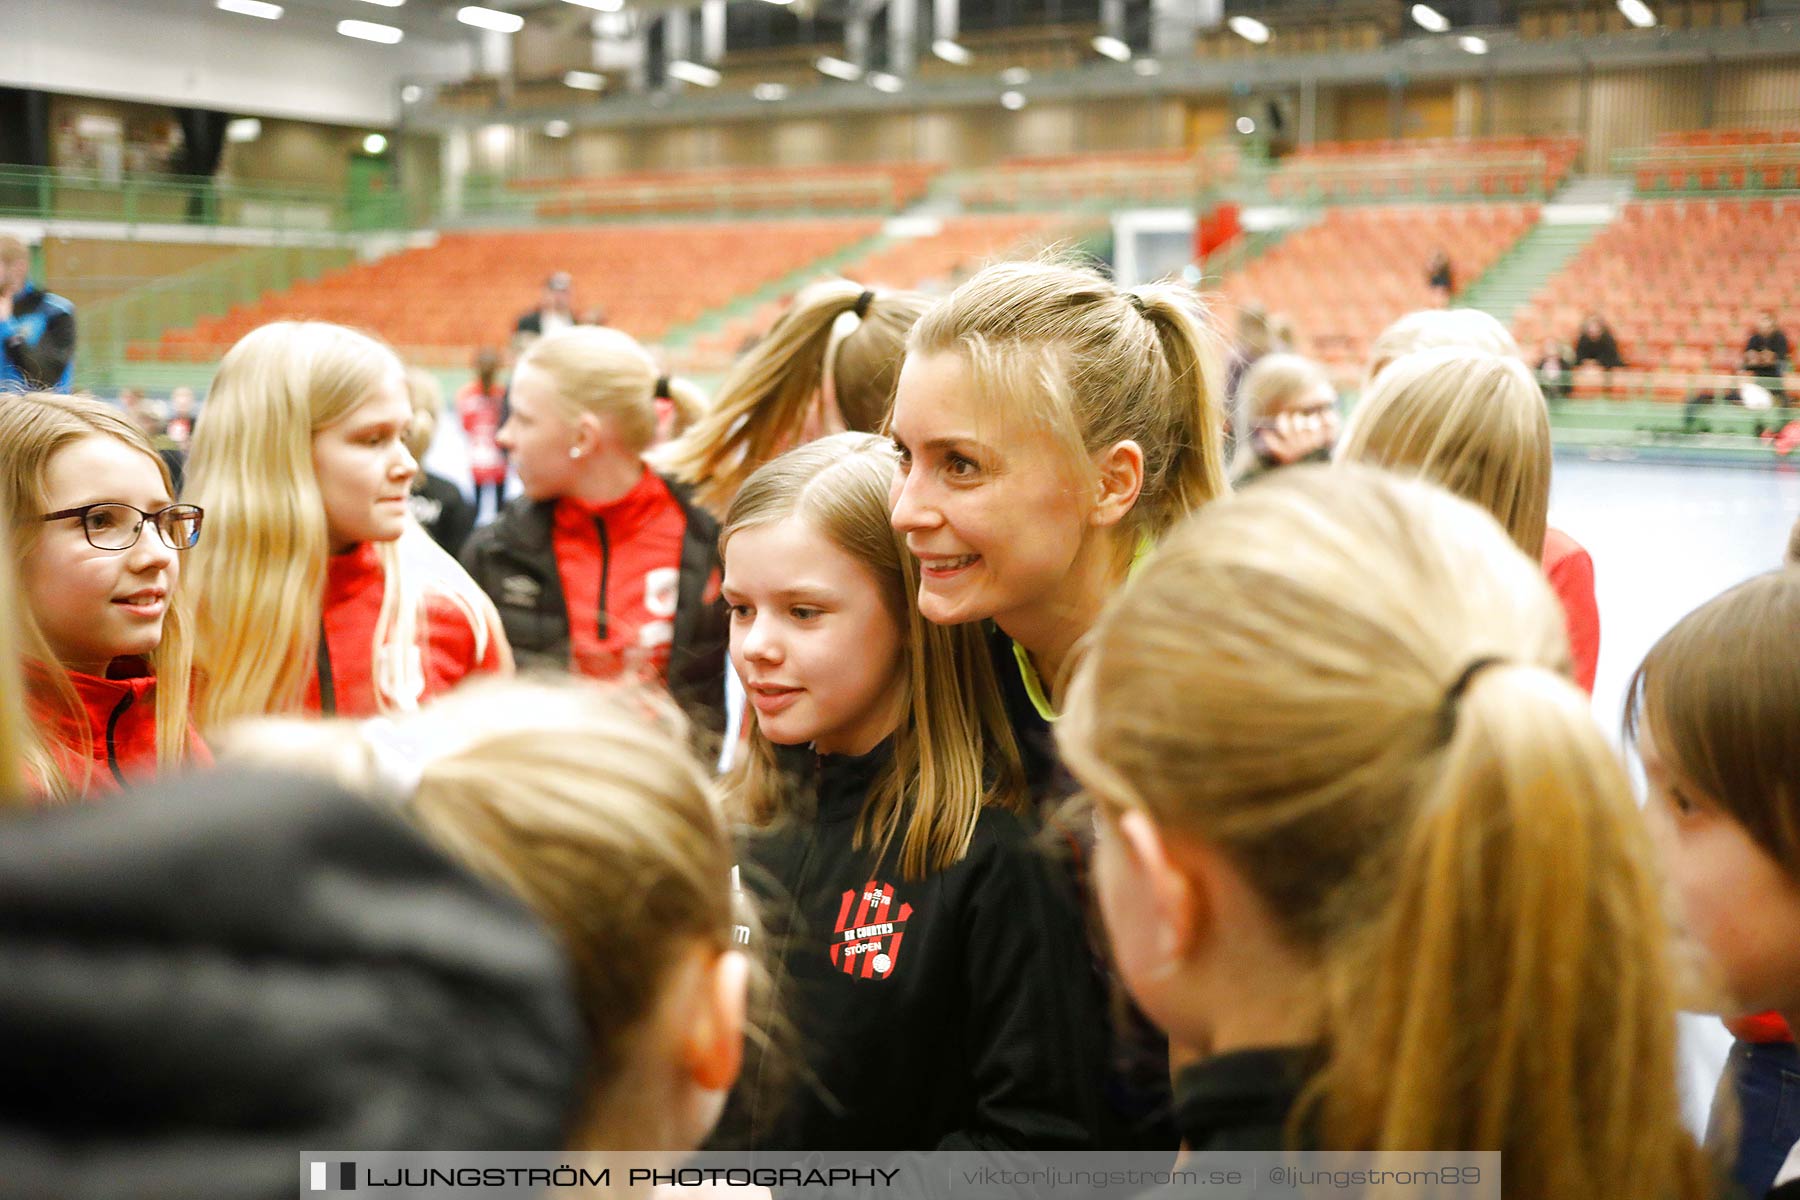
[457,348,509,523]
[0,236,76,394]
[1744,311,1790,404]
[514,272,575,347]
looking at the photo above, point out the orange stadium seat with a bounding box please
[1207,203,1540,375]
[1510,198,1800,398]
[151,219,884,363]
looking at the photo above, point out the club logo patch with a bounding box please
[829,880,912,980]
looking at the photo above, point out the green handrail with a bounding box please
[78,242,355,389]
[0,165,423,233]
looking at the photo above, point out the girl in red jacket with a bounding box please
[1,392,208,798]
[458,326,727,739]
[185,321,510,732]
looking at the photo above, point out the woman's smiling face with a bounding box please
[887,352,1091,632]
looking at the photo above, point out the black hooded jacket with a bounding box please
[459,477,728,739]
[0,768,585,1200]
[712,741,1106,1153]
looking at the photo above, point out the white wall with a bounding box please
[0,0,474,128]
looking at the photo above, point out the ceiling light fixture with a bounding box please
[815,55,863,81]
[338,19,403,43]
[1459,34,1489,53]
[667,59,722,86]
[931,39,971,65]
[1618,0,1657,27]
[1227,15,1270,44]
[1091,35,1132,61]
[456,6,524,32]
[216,0,283,18]
[563,70,606,90]
[1411,4,1450,32]
[1000,90,1027,110]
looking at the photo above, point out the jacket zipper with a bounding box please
[594,517,612,642]
[104,690,135,787]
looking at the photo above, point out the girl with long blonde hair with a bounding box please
[218,676,748,1152]
[1,392,207,798]
[712,431,1103,1151]
[1058,465,1714,1199]
[658,279,930,516]
[185,321,509,727]
[1338,346,1601,693]
[459,325,727,739]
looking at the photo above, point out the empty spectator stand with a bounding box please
[509,162,944,220]
[1260,137,1581,204]
[1209,203,1540,377]
[955,148,1237,211]
[1623,128,1800,196]
[673,213,1081,372]
[144,219,883,365]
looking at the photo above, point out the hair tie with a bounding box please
[1438,656,1506,742]
[654,375,671,399]
[852,289,875,319]
[1126,291,1150,316]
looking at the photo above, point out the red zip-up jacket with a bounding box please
[303,542,507,716]
[550,469,691,686]
[28,660,211,795]
[1542,525,1600,695]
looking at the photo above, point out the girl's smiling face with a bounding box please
[23,435,182,675]
[723,516,906,757]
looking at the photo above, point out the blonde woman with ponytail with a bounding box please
[1338,346,1601,694]
[658,279,930,516]
[1058,465,1714,1200]
[889,259,1228,774]
[2,393,207,799]
[185,321,509,728]
[460,325,728,739]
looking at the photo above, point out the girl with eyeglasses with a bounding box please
[0,392,209,799]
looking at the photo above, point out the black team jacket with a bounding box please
[712,741,1107,1152]
[459,475,728,740]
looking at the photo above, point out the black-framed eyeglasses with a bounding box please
[39,503,205,552]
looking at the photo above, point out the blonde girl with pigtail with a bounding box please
[1337,346,1601,694]
[1058,465,1715,1200]
[459,325,728,740]
[184,321,509,727]
[2,393,208,798]
[712,431,1104,1152]
[657,279,931,517]
[217,676,749,1153]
